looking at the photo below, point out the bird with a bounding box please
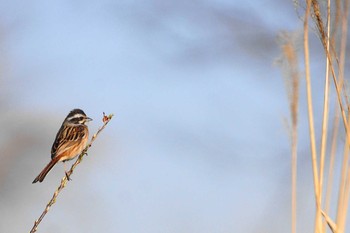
[32,109,92,183]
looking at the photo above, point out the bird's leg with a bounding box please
[64,162,72,181]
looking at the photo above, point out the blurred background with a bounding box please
[0,0,331,232]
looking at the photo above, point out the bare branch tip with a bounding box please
[102,112,114,123]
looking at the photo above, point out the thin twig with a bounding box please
[30,113,114,233]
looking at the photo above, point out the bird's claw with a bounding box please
[65,171,72,181]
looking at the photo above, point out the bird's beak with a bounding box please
[86,117,93,122]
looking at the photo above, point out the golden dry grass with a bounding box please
[280,0,350,232]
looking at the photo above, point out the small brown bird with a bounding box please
[32,109,92,183]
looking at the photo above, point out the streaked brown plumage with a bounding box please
[32,109,92,183]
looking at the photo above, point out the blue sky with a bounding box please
[0,1,326,232]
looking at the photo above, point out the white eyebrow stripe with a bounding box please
[67,113,84,121]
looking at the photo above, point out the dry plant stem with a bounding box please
[282,39,299,233]
[338,0,350,109]
[325,0,349,224]
[321,210,337,233]
[278,32,300,233]
[311,1,350,232]
[339,156,350,233]
[291,85,298,233]
[291,121,298,233]
[335,1,350,232]
[328,60,349,134]
[303,1,322,232]
[341,154,350,232]
[336,114,350,233]
[284,40,299,233]
[311,0,350,144]
[30,114,113,233]
[309,2,350,231]
[325,107,340,223]
[319,0,331,212]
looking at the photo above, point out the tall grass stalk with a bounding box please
[303,1,323,232]
[283,0,350,232]
[335,2,350,232]
[318,2,331,228]
[279,34,300,233]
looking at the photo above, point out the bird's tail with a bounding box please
[32,156,60,183]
